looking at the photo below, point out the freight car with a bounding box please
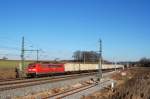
[26,62,124,77]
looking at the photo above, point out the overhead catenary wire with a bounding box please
[0,37,20,46]
[0,38,21,51]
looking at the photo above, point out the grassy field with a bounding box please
[0,60,32,69]
[0,60,33,79]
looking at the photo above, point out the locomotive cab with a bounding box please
[26,63,65,77]
[26,63,37,77]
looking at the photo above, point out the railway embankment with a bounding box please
[0,71,116,99]
[0,73,96,99]
[83,67,150,99]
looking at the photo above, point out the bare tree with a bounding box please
[2,56,8,60]
[73,51,99,63]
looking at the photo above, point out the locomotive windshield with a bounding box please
[48,64,63,68]
[28,63,36,68]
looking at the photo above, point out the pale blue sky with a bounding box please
[0,0,150,61]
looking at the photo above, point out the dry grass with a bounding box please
[82,67,150,99]
[0,60,32,79]
[0,68,16,79]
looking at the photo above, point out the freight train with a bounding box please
[26,62,124,77]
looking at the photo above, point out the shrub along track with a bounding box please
[83,67,150,99]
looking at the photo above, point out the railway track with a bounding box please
[43,80,111,99]
[0,78,25,82]
[0,71,117,99]
[0,69,115,82]
[0,69,114,86]
[45,83,96,99]
[0,69,117,91]
[0,72,97,92]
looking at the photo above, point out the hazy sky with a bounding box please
[0,0,150,61]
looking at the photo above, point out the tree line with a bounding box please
[72,51,150,67]
[72,51,99,63]
[138,58,150,67]
[72,50,112,64]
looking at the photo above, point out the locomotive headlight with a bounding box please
[29,69,36,71]
[32,69,36,71]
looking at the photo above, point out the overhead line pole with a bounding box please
[18,36,25,78]
[21,36,25,72]
[36,49,39,62]
[20,37,41,78]
[98,39,102,81]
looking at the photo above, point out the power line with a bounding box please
[0,37,20,45]
[0,46,20,51]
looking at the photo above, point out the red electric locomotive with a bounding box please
[26,62,65,77]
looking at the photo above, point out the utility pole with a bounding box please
[113,58,117,71]
[115,61,117,71]
[21,36,25,72]
[37,50,39,62]
[18,36,25,78]
[98,39,102,81]
[84,52,85,64]
[20,37,41,78]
